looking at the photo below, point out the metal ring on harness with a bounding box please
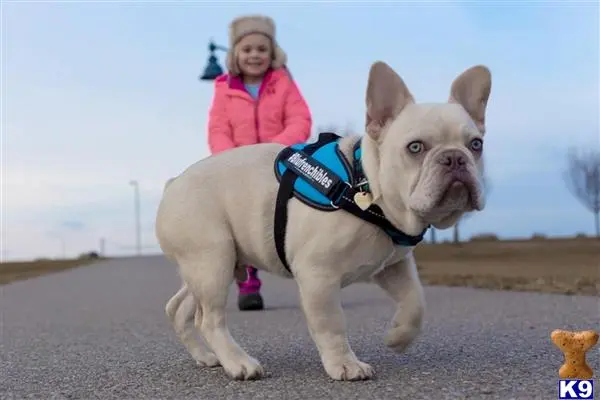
[329,181,352,209]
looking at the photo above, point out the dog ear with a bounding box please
[365,61,415,141]
[449,65,492,134]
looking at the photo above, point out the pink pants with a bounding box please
[236,265,262,295]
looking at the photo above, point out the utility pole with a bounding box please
[429,228,437,244]
[129,180,142,256]
[99,237,105,256]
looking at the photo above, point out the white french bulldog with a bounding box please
[155,61,492,381]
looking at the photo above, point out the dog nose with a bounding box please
[438,150,466,169]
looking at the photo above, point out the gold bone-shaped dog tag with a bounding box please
[354,192,373,211]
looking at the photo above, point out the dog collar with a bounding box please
[349,137,429,247]
[351,139,370,193]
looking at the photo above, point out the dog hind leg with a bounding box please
[178,242,265,380]
[165,284,220,367]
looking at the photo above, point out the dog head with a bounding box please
[360,61,492,235]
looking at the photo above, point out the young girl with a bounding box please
[207,14,312,311]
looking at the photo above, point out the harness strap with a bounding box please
[334,188,424,246]
[274,132,342,273]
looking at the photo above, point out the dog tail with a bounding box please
[165,282,190,320]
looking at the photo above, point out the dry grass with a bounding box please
[414,237,600,296]
[0,258,102,285]
[1,238,598,295]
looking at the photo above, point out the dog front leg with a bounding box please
[372,254,425,353]
[295,270,374,381]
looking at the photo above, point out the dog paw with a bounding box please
[193,351,220,368]
[384,324,421,353]
[222,356,265,380]
[324,358,375,381]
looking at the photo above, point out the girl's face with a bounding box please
[236,33,272,79]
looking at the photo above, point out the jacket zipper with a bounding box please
[254,88,262,136]
[254,99,259,134]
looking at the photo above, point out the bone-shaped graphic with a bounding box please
[551,329,598,379]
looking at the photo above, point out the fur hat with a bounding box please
[226,15,288,76]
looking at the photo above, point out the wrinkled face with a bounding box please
[236,33,272,78]
[362,61,492,233]
[380,103,486,228]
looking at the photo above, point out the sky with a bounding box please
[2,1,599,261]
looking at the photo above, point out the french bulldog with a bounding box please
[155,61,492,381]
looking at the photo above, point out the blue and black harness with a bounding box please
[273,132,428,273]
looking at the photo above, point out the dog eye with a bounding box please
[469,138,483,151]
[407,141,424,154]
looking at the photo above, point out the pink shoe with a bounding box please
[237,266,264,311]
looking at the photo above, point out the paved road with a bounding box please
[2,256,599,400]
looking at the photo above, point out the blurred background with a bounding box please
[2,2,598,262]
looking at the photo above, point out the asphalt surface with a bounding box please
[2,255,599,400]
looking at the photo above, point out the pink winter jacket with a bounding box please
[207,67,312,155]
